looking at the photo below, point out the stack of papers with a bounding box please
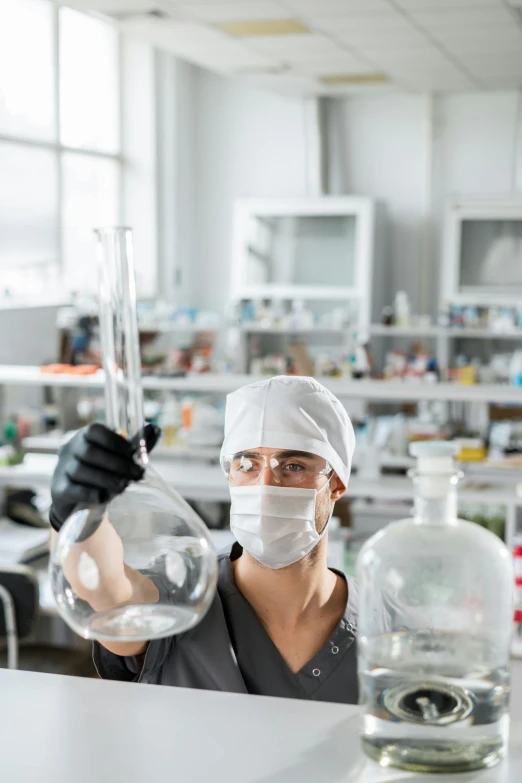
[0,518,50,565]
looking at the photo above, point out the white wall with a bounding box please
[185,68,310,310]
[177,66,522,319]
[329,94,430,316]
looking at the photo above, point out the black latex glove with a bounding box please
[49,422,161,532]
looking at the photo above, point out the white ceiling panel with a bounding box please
[292,54,372,75]
[179,0,283,4]
[428,30,522,57]
[407,7,515,29]
[481,74,522,89]
[248,33,345,60]
[459,55,522,76]
[183,2,290,23]
[316,81,399,97]
[120,18,252,58]
[370,50,453,69]
[396,70,477,91]
[336,28,432,49]
[446,38,522,58]
[395,0,503,8]
[284,0,392,15]
[316,13,417,36]
[58,0,185,17]
[64,0,521,94]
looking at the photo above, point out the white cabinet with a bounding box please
[442,198,522,306]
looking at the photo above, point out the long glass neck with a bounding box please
[95,227,147,465]
[413,475,459,525]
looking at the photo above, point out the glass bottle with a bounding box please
[357,441,513,774]
[50,227,217,642]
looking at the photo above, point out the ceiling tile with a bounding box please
[370,50,452,68]
[248,32,345,60]
[284,0,391,15]
[291,54,372,75]
[443,36,522,57]
[395,0,503,8]
[395,70,477,91]
[355,40,440,59]
[336,28,432,48]
[407,7,515,29]
[184,3,290,22]
[316,14,418,36]
[430,26,522,48]
[458,54,522,75]
[479,75,522,90]
[316,80,399,96]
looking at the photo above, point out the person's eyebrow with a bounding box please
[232,450,316,460]
[273,450,316,460]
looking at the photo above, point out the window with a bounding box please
[0,0,121,297]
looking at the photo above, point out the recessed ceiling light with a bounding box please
[319,72,390,85]
[216,19,310,37]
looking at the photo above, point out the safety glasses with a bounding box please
[221,450,333,488]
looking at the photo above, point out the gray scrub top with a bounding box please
[94,543,364,703]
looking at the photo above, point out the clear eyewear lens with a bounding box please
[222,452,332,487]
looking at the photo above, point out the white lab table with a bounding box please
[1,668,522,783]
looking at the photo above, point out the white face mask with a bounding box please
[229,481,332,570]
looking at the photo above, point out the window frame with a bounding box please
[0,0,123,288]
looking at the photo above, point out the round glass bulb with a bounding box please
[50,464,217,641]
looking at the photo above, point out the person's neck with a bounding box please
[232,535,342,631]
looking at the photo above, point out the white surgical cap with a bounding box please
[220,375,355,488]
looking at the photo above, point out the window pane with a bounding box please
[62,152,120,293]
[59,8,119,153]
[0,0,55,140]
[0,142,58,293]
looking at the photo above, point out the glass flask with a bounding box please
[50,227,218,642]
[357,441,513,774]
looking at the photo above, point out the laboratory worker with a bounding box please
[49,376,391,704]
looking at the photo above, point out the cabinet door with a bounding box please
[459,218,522,294]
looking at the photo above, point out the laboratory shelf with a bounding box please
[237,325,351,334]
[369,324,522,340]
[138,324,219,333]
[21,432,222,461]
[1,365,522,402]
[1,456,518,506]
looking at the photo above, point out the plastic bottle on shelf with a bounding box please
[161,396,180,448]
[327,516,345,572]
[509,351,522,386]
[357,441,513,774]
[394,291,411,327]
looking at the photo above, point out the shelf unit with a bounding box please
[369,324,522,340]
[1,365,522,402]
[0,456,518,544]
[138,324,219,334]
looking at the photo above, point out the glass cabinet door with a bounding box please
[459,218,522,294]
[245,214,357,289]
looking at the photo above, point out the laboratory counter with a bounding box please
[1,667,522,783]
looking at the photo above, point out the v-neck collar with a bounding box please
[217,545,358,697]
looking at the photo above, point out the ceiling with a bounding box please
[60,0,522,96]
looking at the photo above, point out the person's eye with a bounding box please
[283,462,307,473]
[238,459,256,472]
